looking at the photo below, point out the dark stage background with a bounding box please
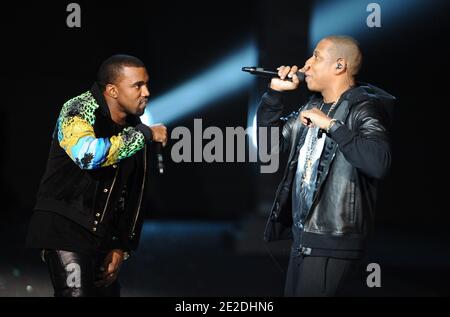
[1,0,449,297]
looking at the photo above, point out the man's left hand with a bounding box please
[300,108,332,130]
[95,249,124,288]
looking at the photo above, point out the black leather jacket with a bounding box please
[257,83,395,253]
[34,83,153,252]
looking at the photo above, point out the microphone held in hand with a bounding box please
[242,67,305,82]
[155,142,164,174]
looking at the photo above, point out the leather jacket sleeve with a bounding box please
[257,89,302,153]
[329,99,392,179]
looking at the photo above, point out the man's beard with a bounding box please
[135,108,145,116]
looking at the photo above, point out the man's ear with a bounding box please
[335,58,347,74]
[105,84,119,99]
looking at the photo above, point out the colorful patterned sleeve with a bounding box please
[57,91,146,170]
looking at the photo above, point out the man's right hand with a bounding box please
[150,124,168,147]
[270,65,301,92]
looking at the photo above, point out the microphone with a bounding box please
[155,143,164,174]
[242,67,305,82]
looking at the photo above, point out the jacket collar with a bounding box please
[90,82,141,126]
[308,83,395,120]
[90,82,112,118]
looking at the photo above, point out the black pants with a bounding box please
[43,250,120,297]
[284,253,360,297]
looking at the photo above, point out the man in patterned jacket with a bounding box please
[26,55,167,297]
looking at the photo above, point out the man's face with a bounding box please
[114,66,150,116]
[303,39,336,92]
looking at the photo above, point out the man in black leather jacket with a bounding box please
[257,35,395,296]
[26,55,168,297]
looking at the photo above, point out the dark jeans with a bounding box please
[284,252,360,297]
[43,250,120,297]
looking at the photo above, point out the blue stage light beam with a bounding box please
[309,0,435,49]
[141,41,257,126]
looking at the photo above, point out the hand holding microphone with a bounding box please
[150,124,168,174]
[150,124,168,146]
[270,65,302,92]
[242,65,305,92]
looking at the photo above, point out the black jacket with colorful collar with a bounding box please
[34,83,153,252]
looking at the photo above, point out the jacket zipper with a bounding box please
[271,107,305,219]
[130,144,147,238]
[100,165,120,223]
[302,99,350,229]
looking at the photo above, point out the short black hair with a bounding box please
[324,35,362,77]
[97,54,145,91]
